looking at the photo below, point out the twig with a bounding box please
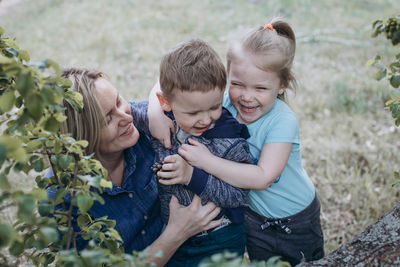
[66,153,79,250]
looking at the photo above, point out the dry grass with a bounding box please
[1,0,399,255]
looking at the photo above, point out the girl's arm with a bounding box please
[145,195,221,266]
[147,81,174,148]
[179,138,292,190]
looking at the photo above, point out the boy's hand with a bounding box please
[157,154,193,186]
[179,138,214,170]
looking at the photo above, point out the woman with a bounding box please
[57,68,221,266]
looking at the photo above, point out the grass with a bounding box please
[1,0,399,256]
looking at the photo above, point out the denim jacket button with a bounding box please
[141,230,146,235]
[128,193,134,198]
[144,215,148,220]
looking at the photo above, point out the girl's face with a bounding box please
[94,78,139,156]
[228,55,284,125]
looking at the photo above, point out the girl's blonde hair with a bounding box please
[227,18,297,102]
[60,68,106,157]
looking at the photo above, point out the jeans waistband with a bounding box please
[195,216,232,237]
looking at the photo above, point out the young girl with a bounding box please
[149,19,324,266]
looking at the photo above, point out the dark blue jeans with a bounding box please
[166,223,246,267]
[245,195,324,266]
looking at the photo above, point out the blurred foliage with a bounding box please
[368,14,400,189]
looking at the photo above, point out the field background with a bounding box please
[0,0,399,255]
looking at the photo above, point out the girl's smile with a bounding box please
[228,52,284,125]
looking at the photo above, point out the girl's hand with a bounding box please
[157,154,193,185]
[149,113,174,148]
[178,138,214,170]
[168,195,222,239]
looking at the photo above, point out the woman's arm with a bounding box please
[145,195,221,266]
[179,138,292,190]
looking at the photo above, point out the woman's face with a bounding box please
[94,78,139,156]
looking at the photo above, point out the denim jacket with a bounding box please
[47,133,163,253]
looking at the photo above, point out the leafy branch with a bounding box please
[368,15,400,189]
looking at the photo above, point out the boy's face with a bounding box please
[163,88,224,136]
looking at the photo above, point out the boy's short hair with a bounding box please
[159,39,226,100]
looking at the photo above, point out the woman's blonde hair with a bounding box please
[227,18,297,102]
[60,68,105,157]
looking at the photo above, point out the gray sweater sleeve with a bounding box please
[187,139,253,208]
[129,101,150,135]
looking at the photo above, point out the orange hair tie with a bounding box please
[265,24,274,31]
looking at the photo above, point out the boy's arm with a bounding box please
[160,140,252,207]
[179,138,291,190]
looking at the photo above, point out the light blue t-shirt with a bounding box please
[223,94,315,218]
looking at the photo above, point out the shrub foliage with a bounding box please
[368,14,400,188]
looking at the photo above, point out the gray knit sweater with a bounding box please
[130,101,253,224]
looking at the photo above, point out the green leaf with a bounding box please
[17,195,35,215]
[390,74,400,88]
[100,179,112,189]
[46,59,61,76]
[58,155,73,169]
[26,93,44,120]
[26,139,43,152]
[8,146,28,163]
[65,90,83,112]
[75,140,89,148]
[76,194,94,214]
[0,26,4,35]
[44,116,60,133]
[77,214,91,228]
[54,112,67,122]
[18,50,30,62]
[16,71,34,97]
[54,187,67,205]
[0,54,14,64]
[0,89,16,113]
[31,188,48,201]
[0,224,14,249]
[33,159,44,172]
[38,203,53,216]
[0,173,11,190]
[9,241,24,256]
[40,226,59,243]
[374,68,387,81]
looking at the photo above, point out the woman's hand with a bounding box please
[157,154,193,185]
[168,195,221,240]
[178,138,214,170]
[145,195,221,266]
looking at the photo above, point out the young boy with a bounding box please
[130,39,253,266]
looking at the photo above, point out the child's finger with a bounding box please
[163,137,172,149]
[161,162,176,171]
[158,177,181,185]
[163,154,178,163]
[178,147,187,158]
[187,138,201,146]
[157,170,177,179]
